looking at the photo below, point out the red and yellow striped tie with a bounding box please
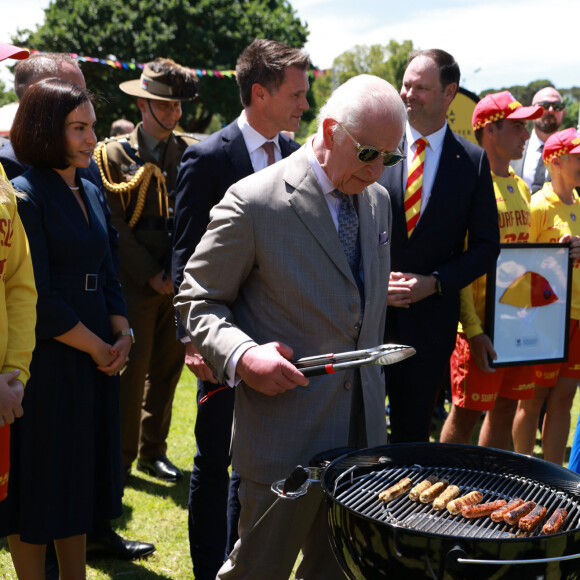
[404,137,428,236]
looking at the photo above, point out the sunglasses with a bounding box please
[536,101,565,112]
[336,121,405,167]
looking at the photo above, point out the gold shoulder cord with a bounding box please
[94,142,169,228]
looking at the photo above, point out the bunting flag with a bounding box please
[28,49,329,80]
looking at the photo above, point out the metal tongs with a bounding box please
[293,343,415,377]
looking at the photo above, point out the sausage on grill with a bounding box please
[420,479,449,503]
[542,508,568,535]
[462,499,507,518]
[409,476,439,501]
[378,477,413,503]
[433,485,460,511]
[447,491,483,515]
[519,505,547,532]
[490,498,524,522]
[504,500,536,526]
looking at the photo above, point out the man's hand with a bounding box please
[560,233,580,262]
[148,271,173,295]
[388,271,437,306]
[387,272,413,307]
[0,370,24,426]
[468,333,497,373]
[237,342,309,396]
[185,342,217,384]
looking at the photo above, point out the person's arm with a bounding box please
[175,184,307,391]
[2,188,37,385]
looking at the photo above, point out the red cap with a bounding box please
[0,42,29,62]
[472,91,543,130]
[543,128,580,164]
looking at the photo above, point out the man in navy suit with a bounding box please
[172,38,310,580]
[379,49,500,444]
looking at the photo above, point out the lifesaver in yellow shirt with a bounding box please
[500,271,558,308]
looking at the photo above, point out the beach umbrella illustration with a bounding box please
[499,271,558,309]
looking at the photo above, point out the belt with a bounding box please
[51,273,107,292]
[133,216,174,231]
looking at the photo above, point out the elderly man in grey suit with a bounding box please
[175,74,406,579]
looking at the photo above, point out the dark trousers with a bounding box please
[189,379,241,580]
[120,290,184,465]
[386,345,451,443]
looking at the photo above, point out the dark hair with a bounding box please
[474,119,504,145]
[236,38,310,108]
[11,78,93,169]
[408,49,460,93]
[14,52,80,99]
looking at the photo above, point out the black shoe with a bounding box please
[86,528,156,560]
[136,455,183,482]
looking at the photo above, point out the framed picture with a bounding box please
[485,243,572,367]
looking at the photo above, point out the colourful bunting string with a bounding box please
[29,49,329,79]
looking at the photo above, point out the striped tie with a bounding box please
[404,137,428,236]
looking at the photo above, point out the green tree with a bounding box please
[0,78,17,107]
[14,0,310,137]
[307,40,415,136]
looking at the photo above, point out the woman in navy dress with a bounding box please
[0,79,132,579]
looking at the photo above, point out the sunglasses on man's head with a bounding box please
[536,101,565,112]
[336,121,405,167]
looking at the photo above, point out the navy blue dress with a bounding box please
[0,167,127,543]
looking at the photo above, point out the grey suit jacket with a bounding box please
[176,146,392,484]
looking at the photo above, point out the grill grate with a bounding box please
[333,464,580,539]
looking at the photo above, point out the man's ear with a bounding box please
[321,118,337,149]
[251,83,267,105]
[137,98,147,114]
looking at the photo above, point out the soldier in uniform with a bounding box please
[94,58,198,482]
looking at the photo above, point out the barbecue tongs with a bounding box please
[293,343,415,377]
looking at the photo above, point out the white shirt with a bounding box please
[237,110,281,171]
[521,130,547,190]
[404,122,447,220]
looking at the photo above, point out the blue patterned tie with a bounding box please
[335,191,364,310]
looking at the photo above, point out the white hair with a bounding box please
[317,74,407,139]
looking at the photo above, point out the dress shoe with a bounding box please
[86,528,156,560]
[136,455,183,482]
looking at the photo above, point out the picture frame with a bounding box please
[485,243,572,367]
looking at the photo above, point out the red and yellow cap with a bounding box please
[472,91,543,131]
[0,42,29,62]
[543,128,580,164]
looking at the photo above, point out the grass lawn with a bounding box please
[1,370,579,578]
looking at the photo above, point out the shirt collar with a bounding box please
[237,110,281,155]
[305,136,335,195]
[406,121,447,153]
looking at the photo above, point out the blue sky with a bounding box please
[3,0,578,95]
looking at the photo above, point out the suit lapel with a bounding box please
[221,122,254,179]
[358,192,377,292]
[285,151,356,283]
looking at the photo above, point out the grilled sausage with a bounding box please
[378,477,413,503]
[542,508,568,535]
[504,500,536,526]
[447,491,484,515]
[433,485,460,511]
[519,504,547,532]
[462,499,507,518]
[409,476,439,501]
[490,498,524,522]
[420,480,449,503]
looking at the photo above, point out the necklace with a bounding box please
[69,185,80,191]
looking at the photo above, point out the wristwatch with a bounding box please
[431,272,443,296]
[116,328,135,344]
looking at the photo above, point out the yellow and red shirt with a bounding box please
[531,182,580,320]
[459,169,531,337]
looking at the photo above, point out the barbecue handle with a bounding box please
[457,552,580,565]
